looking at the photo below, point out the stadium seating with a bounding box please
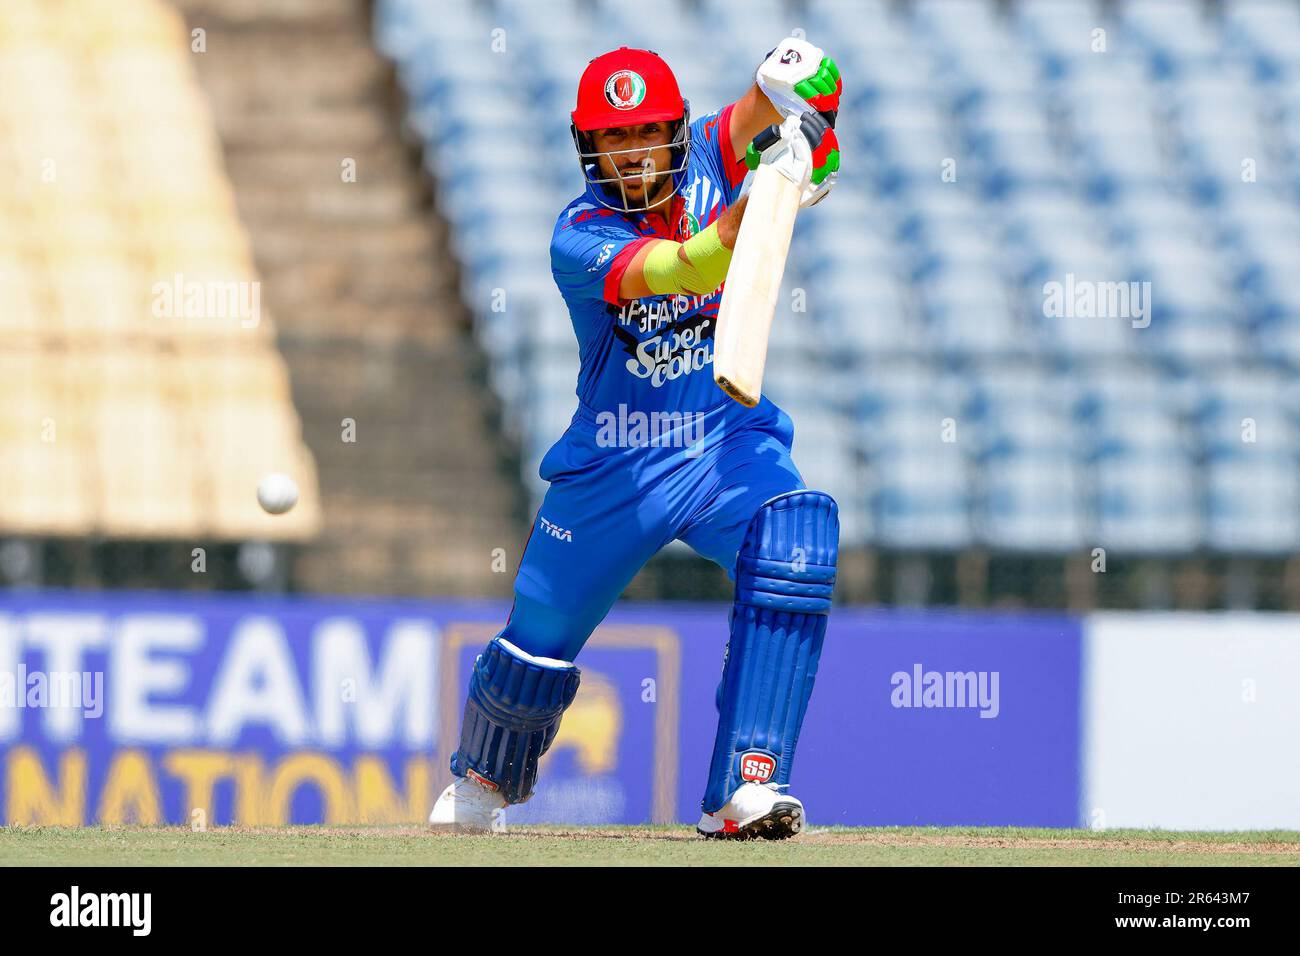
[0,0,320,541]
[378,0,1300,556]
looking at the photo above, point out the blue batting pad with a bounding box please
[451,637,581,804]
[702,490,839,812]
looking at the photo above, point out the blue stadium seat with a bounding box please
[869,446,974,550]
[976,451,1085,551]
[1205,457,1300,553]
[1092,453,1202,553]
[385,0,1300,558]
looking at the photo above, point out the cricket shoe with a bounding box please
[428,774,507,833]
[696,782,805,840]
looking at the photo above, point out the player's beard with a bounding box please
[609,164,674,212]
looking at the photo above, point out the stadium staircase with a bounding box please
[172,0,525,596]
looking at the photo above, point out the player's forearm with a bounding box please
[728,84,782,163]
[644,227,729,296]
[618,196,749,298]
[714,193,748,249]
[617,203,749,300]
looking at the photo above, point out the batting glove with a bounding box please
[799,113,839,207]
[755,37,842,126]
[744,112,839,208]
[754,38,841,206]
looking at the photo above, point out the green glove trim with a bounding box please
[811,148,840,185]
[794,56,839,100]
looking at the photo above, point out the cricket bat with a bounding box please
[712,154,802,408]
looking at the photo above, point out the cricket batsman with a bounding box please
[430,39,842,839]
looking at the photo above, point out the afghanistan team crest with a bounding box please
[604,69,647,110]
[677,209,699,239]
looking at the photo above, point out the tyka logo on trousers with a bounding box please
[539,515,573,543]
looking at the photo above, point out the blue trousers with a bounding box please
[503,398,804,662]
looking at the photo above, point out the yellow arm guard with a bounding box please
[642,222,733,296]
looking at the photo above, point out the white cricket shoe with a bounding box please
[696,782,805,840]
[428,775,507,833]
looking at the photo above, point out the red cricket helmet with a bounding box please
[570,47,692,212]
[571,47,686,131]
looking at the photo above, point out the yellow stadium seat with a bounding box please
[95,398,204,537]
[0,0,317,542]
[0,443,96,535]
[0,0,47,33]
[0,348,97,535]
[71,0,187,53]
[0,256,42,338]
[200,402,322,540]
[181,348,294,405]
[49,258,152,339]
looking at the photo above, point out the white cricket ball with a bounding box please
[257,473,299,515]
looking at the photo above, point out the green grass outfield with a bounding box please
[2,825,1299,866]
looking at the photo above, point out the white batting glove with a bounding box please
[744,113,839,208]
[756,37,832,118]
[755,38,842,207]
[743,113,813,188]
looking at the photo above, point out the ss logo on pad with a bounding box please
[740,751,776,782]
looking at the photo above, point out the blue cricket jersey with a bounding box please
[504,105,808,661]
[549,104,754,418]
